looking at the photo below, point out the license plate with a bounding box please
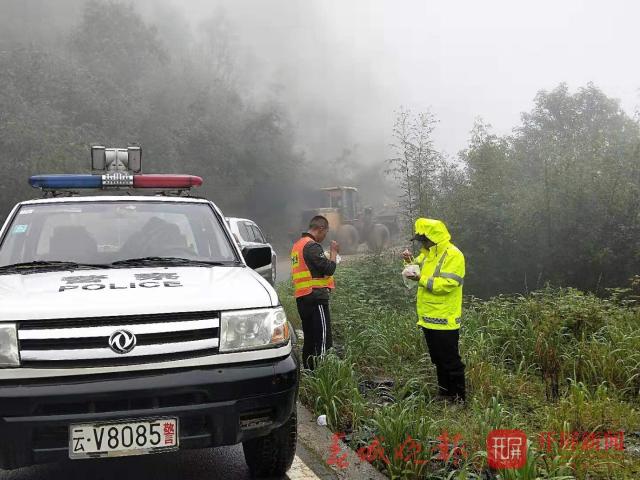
[69,418,178,459]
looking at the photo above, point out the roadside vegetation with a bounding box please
[279,254,640,479]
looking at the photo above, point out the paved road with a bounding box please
[0,442,335,480]
[276,256,291,284]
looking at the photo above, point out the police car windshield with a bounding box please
[0,201,238,268]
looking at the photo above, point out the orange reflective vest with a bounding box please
[291,236,335,298]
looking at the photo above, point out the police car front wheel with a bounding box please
[242,410,297,478]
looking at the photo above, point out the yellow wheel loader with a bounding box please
[298,187,398,255]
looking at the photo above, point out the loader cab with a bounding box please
[297,185,392,254]
[320,187,358,223]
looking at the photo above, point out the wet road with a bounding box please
[0,442,334,480]
[0,446,250,480]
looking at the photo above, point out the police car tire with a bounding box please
[242,410,297,478]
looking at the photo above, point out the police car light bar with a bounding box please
[29,174,203,190]
[133,174,203,188]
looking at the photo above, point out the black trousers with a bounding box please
[422,328,466,401]
[296,296,332,370]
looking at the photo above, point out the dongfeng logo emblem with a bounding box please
[108,330,137,354]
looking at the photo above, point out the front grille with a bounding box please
[18,311,219,367]
[33,391,209,416]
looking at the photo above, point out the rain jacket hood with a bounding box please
[414,218,451,245]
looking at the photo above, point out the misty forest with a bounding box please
[2,1,639,299]
[1,1,640,479]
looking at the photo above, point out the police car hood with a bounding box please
[0,266,277,321]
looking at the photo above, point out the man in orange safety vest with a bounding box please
[291,215,339,370]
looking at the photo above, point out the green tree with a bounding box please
[446,120,519,296]
[444,84,640,296]
[512,83,640,291]
[387,108,443,229]
[70,1,168,88]
[0,0,305,242]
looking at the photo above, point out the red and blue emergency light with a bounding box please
[29,174,203,190]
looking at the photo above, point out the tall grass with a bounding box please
[299,352,367,432]
[278,253,640,478]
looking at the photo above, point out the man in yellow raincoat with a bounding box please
[403,218,466,403]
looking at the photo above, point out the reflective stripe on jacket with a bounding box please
[291,236,335,298]
[409,219,465,330]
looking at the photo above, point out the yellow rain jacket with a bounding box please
[407,218,465,330]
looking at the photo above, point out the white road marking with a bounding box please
[287,455,322,480]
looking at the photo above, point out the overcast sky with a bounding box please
[163,0,639,161]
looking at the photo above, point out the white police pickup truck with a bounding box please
[0,147,298,477]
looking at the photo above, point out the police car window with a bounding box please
[0,202,236,266]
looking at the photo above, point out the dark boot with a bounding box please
[448,371,466,404]
[435,366,450,397]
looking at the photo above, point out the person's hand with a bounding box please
[401,249,412,262]
[330,240,340,254]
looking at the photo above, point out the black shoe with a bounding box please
[448,373,466,404]
[432,394,455,402]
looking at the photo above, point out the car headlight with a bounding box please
[219,307,290,353]
[0,324,19,367]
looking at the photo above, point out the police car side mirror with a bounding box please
[242,245,271,270]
